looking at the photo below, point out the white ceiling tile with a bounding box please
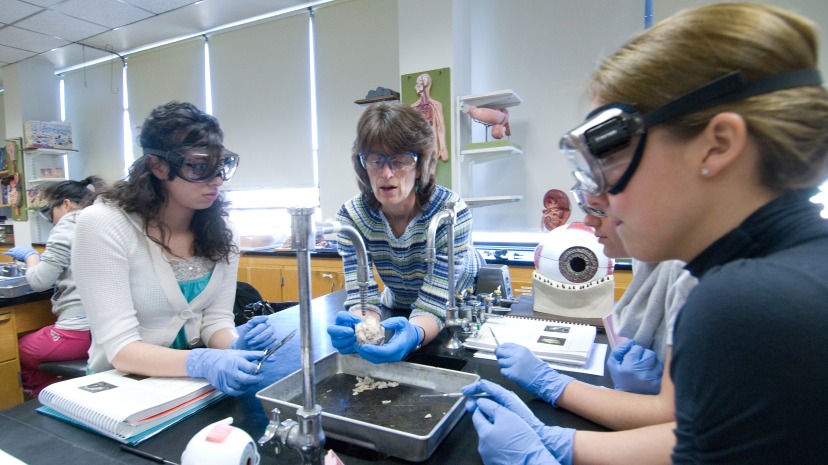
[0,0,43,23]
[123,0,198,15]
[23,0,63,6]
[0,25,69,53]
[51,0,154,29]
[16,10,109,42]
[0,43,36,62]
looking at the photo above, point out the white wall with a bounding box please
[7,0,828,236]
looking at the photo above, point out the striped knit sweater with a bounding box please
[336,185,482,328]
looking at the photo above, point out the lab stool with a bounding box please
[38,358,88,379]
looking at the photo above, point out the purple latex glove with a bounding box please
[230,315,280,351]
[463,379,575,465]
[326,311,361,355]
[470,397,562,465]
[356,317,420,364]
[606,339,663,394]
[185,348,261,396]
[495,342,574,406]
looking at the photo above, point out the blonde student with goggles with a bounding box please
[462,3,828,464]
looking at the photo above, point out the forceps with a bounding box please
[254,329,297,375]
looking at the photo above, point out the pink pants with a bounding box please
[18,325,90,397]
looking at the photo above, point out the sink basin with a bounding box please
[405,352,467,371]
[0,275,34,299]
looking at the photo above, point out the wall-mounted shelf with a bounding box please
[456,89,523,208]
[464,195,524,209]
[460,143,523,165]
[458,90,522,109]
[23,147,73,243]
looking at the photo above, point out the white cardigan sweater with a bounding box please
[72,201,239,373]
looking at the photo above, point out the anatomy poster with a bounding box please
[402,67,451,189]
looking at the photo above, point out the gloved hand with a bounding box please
[606,339,663,394]
[469,397,561,465]
[356,317,421,364]
[3,246,39,262]
[327,311,361,355]
[463,379,575,465]
[185,348,261,396]
[231,315,280,351]
[495,343,575,406]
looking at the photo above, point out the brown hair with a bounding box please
[589,3,828,191]
[351,103,438,210]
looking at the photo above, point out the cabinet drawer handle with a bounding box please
[0,313,11,324]
[321,273,333,279]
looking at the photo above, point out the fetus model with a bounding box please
[461,103,511,139]
[541,189,571,231]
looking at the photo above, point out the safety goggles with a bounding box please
[560,68,823,196]
[571,185,606,218]
[144,146,240,183]
[38,202,61,223]
[359,152,418,173]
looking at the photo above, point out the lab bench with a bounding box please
[0,290,611,464]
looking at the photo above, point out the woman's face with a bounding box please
[586,125,702,263]
[50,200,78,226]
[582,212,626,258]
[152,157,224,212]
[363,151,419,214]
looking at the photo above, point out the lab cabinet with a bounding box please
[237,255,352,303]
[456,90,524,208]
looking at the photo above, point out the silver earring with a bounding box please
[701,167,710,177]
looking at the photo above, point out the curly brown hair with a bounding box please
[99,101,236,262]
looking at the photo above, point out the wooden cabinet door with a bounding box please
[0,312,17,363]
[246,267,283,302]
[0,359,23,410]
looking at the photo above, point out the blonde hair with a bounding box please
[589,2,828,191]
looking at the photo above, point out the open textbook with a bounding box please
[463,316,597,366]
[37,369,225,444]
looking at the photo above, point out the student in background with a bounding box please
[465,3,828,464]
[327,103,483,363]
[4,176,105,397]
[73,101,281,396]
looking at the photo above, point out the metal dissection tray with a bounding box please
[257,352,479,462]
[0,276,34,299]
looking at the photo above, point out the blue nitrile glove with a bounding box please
[185,348,261,396]
[231,315,280,351]
[327,311,361,355]
[3,246,39,262]
[463,379,575,465]
[606,339,663,394]
[470,397,561,465]
[495,342,575,406]
[356,317,420,364]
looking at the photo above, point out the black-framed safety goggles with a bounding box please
[38,200,64,223]
[560,68,823,196]
[571,185,606,218]
[143,146,240,183]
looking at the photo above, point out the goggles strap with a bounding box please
[607,132,647,195]
[643,68,823,127]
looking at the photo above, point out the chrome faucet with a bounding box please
[259,208,372,464]
[424,201,468,349]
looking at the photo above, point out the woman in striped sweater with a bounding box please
[327,103,483,363]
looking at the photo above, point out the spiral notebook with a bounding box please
[463,316,597,366]
[36,369,226,444]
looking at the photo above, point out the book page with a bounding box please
[463,316,597,365]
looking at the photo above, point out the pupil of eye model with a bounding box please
[559,246,598,283]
